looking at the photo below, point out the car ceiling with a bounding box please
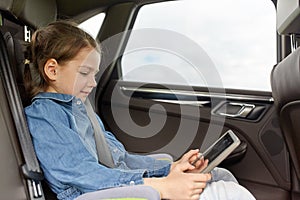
[0,0,278,28]
[56,0,173,20]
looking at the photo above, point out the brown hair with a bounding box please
[25,20,100,98]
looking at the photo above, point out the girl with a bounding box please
[24,21,255,200]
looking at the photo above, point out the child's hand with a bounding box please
[145,155,211,199]
[170,149,200,172]
[171,149,209,173]
[188,153,209,173]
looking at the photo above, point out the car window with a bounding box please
[79,13,105,39]
[120,0,276,91]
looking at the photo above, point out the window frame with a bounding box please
[119,0,277,92]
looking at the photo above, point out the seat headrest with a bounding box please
[271,47,300,110]
[0,0,57,28]
[0,0,13,12]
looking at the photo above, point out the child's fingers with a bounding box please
[191,153,203,166]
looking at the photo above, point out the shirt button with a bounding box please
[76,100,81,105]
[129,181,135,186]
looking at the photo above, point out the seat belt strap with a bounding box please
[85,99,115,168]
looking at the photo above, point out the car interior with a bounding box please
[0,0,300,200]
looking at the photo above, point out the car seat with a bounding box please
[0,5,173,200]
[271,47,300,180]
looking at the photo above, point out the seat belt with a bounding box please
[85,99,115,168]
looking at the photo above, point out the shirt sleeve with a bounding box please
[25,100,170,194]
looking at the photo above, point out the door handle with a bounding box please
[213,102,255,118]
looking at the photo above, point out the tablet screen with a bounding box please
[203,133,234,162]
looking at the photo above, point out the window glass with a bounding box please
[121,0,276,91]
[79,13,105,39]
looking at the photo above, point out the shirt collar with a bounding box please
[32,92,76,103]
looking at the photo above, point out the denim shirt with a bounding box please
[25,92,171,200]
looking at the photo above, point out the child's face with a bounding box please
[52,47,100,102]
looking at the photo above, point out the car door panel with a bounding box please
[98,79,291,200]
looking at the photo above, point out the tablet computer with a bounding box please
[194,130,241,173]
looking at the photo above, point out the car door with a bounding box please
[93,1,293,199]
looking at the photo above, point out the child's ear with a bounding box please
[44,58,58,80]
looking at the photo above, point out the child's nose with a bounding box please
[89,76,97,87]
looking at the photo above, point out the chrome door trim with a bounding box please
[152,99,211,106]
[120,86,274,102]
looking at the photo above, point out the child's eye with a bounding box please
[79,71,89,76]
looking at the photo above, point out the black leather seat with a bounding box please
[271,47,300,180]
[0,19,57,199]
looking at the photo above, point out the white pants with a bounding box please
[75,167,256,200]
[200,168,256,200]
